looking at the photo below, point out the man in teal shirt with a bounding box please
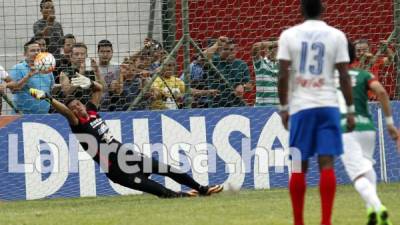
[204,36,252,107]
[9,39,54,114]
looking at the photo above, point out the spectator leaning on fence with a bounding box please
[0,65,11,114]
[151,57,185,110]
[352,39,395,100]
[101,59,150,111]
[97,40,120,91]
[145,39,167,75]
[204,36,252,108]
[34,0,64,60]
[31,34,48,53]
[8,40,54,114]
[252,39,279,106]
[180,53,219,108]
[352,39,394,74]
[54,33,76,83]
[97,39,120,110]
[59,42,105,105]
[129,51,153,89]
[132,38,166,76]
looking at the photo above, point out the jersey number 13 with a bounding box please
[300,42,325,75]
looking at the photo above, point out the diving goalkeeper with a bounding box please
[30,74,223,198]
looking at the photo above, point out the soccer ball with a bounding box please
[34,52,56,74]
[225,182,241,194]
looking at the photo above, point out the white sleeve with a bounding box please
[335,31,349,63]
[277,30,291,61]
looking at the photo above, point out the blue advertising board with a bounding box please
[0,104,399,201]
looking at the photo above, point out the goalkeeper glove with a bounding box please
[29,88,52,102]
[71,73,93,89]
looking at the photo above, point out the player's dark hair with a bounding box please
[301,0,323,19]
[65,97,77,108]
[24,39,39,53]
[348,39,356,64]
[40,0,53,10]
[97,39,113,52]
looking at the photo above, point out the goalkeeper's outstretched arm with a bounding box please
[69,74,103,108]
[51,80,103,125]
[30,88,79,125]
[51,98,79,125]
[89,80,103,108]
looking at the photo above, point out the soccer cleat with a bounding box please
[188,184,224,196]
[203,184,224,196]
[367,207,378,225]
[377,205,392,225]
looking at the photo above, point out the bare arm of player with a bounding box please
[89,80,104,108]
[29,88,79,125]
[336,62,355,132]
[369,80,398,140]
[278,59,290,130]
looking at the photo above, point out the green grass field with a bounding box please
[0,183,399,225]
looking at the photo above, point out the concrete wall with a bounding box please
[0,0,163,70]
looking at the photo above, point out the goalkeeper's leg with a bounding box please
[144,156,223,196]
[108,171,188,198]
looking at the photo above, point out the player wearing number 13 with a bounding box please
[277,1,355,225]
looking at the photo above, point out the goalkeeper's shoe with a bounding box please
[366,207,378,225]
[205,184,224,195]
[190,184,224,196]
[377,205,392,225]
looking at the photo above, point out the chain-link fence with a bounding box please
[0,0,398,114]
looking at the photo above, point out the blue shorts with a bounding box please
[289,107,343,161]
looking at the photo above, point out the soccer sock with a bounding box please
[319,168,336,225]
[354,177,382,211]
[164,169,203,191]
[137,177,179,198]
[289,172,306,225]
[364,169,377,191]
[364,169,379,209]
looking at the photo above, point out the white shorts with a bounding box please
[341,131,376,181]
